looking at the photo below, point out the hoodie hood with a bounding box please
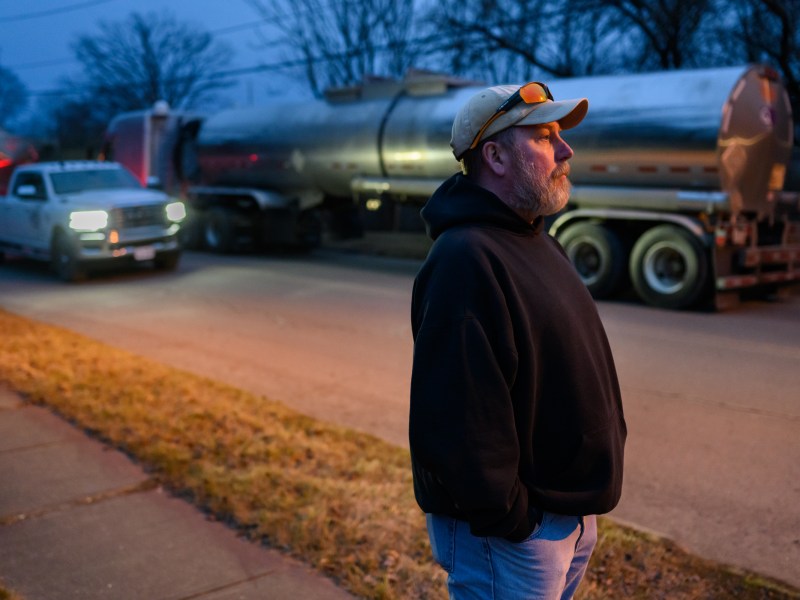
[421,174,543,241]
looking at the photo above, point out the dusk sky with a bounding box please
[1,0,301,113]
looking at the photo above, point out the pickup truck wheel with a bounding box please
[179,215,203,250]
[629,225,708,309]
[297,211,322,250]
[204,207,236,253]
[558,222,625,299]
[155,250,181,271]
[51,233,86,282]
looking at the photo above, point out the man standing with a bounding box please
[409,82,627,599]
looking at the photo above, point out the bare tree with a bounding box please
[246,0,418,96]
[0,64,28,130]
[723,0,800,120]
[69,10,234,118]
[49,95,106,159]
[421,0,628,84]
[526,1,626,77]
[41,11,233,157]
[599,0,713,70]
[422,0,552,83]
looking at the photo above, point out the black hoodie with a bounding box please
[409,173,626,542]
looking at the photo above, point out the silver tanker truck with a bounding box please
[103,64,799,310]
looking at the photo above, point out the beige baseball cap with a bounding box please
[451,83,589,159]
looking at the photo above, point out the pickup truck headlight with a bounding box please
[166,201,186,222]
[69,210,109,231]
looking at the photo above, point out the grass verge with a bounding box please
[0,308,797,599]
[0,579,23,600]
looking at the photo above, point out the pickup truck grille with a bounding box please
[109,205,166,229]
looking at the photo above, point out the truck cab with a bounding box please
[0,161,186,281]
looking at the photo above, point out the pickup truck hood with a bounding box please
[60,188,171,210]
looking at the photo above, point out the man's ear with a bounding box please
[481,140,508,177]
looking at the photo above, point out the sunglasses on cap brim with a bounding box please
[467,81,554,152]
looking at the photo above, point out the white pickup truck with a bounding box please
[0,161,186,281]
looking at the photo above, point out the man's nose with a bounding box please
[556,135,574,162]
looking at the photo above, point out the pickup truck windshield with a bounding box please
[50,168,141,194]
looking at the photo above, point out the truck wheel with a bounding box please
[204,207,236,253]
[629,225,708,309]
[179,215,204,250]
[558,222,625,299]
[297,210,322,250]
[154,250,181,271]
[51,232,86,282]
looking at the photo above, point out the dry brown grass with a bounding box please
[0,578,23,600]
[0,307,797,600]
[0,590,21,600]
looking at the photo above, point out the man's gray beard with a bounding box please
[507,146,571,219]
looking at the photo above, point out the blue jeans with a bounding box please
[426,512,597,600]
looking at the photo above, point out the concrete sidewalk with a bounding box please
[0,386,355,600]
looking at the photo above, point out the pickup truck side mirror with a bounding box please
[16,184,45,200]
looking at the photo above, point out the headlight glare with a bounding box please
[69,210,109,231]
[166,201,186,222]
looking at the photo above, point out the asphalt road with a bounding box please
[0,250,798,588]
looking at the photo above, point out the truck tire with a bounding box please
[629,225,708,309]
[557,222,625,299]
[204,207,236,253]
[297,210,322,250]
[51,232,86,282]
[180,215,204,250]
[154,250,181,271]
